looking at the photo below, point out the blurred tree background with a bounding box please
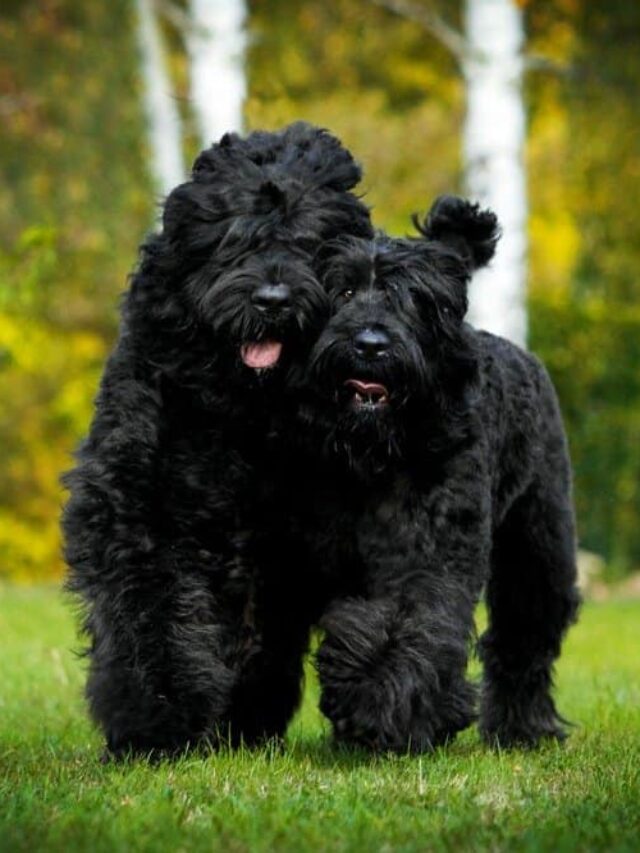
[1,0,639,581]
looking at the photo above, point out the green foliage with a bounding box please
[0,225,107,581]
[1,587,639,851]
[246,0,464,233]
[526,0,640,577]
[530,295,640,578]
[0,0,152,579]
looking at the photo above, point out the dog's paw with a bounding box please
[321,683,414,753]
[480,715,568,750]
[317,599,476,753]
[480,692,570,750]
[320,673,456,755]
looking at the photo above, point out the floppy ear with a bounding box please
[414,195,500,270]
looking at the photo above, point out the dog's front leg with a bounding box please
[63,356,243,758]
[317,453,491,753]
[317,590,478,754]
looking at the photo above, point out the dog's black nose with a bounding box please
[252,283,291,312]
[353,328,390,358]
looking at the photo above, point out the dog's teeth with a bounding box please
[348,386,390,408]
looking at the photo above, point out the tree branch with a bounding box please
[523,53,570,76]
[154,0,207,39]
[370,0,571,78]
[369,0,469,64]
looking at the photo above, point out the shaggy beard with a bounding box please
[301,347,427,479]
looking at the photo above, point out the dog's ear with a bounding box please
[414,195,500,270]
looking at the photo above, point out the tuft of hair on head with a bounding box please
[162,123,371,254]
[413,195,501,271]
[190,121,364,195]
[277,121,364,193]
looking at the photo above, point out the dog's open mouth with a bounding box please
[241,340,283,369]
[343,379,390,409]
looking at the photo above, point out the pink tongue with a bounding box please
[345,379,388,396]
[241,341,283,369]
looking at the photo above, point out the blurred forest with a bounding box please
[1,0,639,581]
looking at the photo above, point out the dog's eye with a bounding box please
[340,288,354,301]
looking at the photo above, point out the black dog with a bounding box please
[282,196,580,752]
[62,123,372,757]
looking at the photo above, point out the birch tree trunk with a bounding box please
[463,0,527,347]
[187,0,247,147]
[135,0,185,196]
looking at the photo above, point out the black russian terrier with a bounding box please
[64,122,579,757]
[286,196,580,752]
[62,123,372,757]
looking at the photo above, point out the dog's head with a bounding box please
[304,195,500,469]
[130,122,372,387]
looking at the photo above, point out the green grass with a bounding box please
[1,587,639,852]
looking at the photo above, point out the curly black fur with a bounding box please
[287,195,581,752]
[62,123,373,757]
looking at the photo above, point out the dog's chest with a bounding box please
[292,470,424,594]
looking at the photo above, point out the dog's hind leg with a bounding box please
[479,436,580,748]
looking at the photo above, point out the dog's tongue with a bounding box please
[345,379,388,397]
[241,340,283,369]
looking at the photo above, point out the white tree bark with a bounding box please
[135,0,185,197]
[463,0,528,347]
[187,0,247,147]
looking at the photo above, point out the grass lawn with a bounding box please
[0,586,639,852]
